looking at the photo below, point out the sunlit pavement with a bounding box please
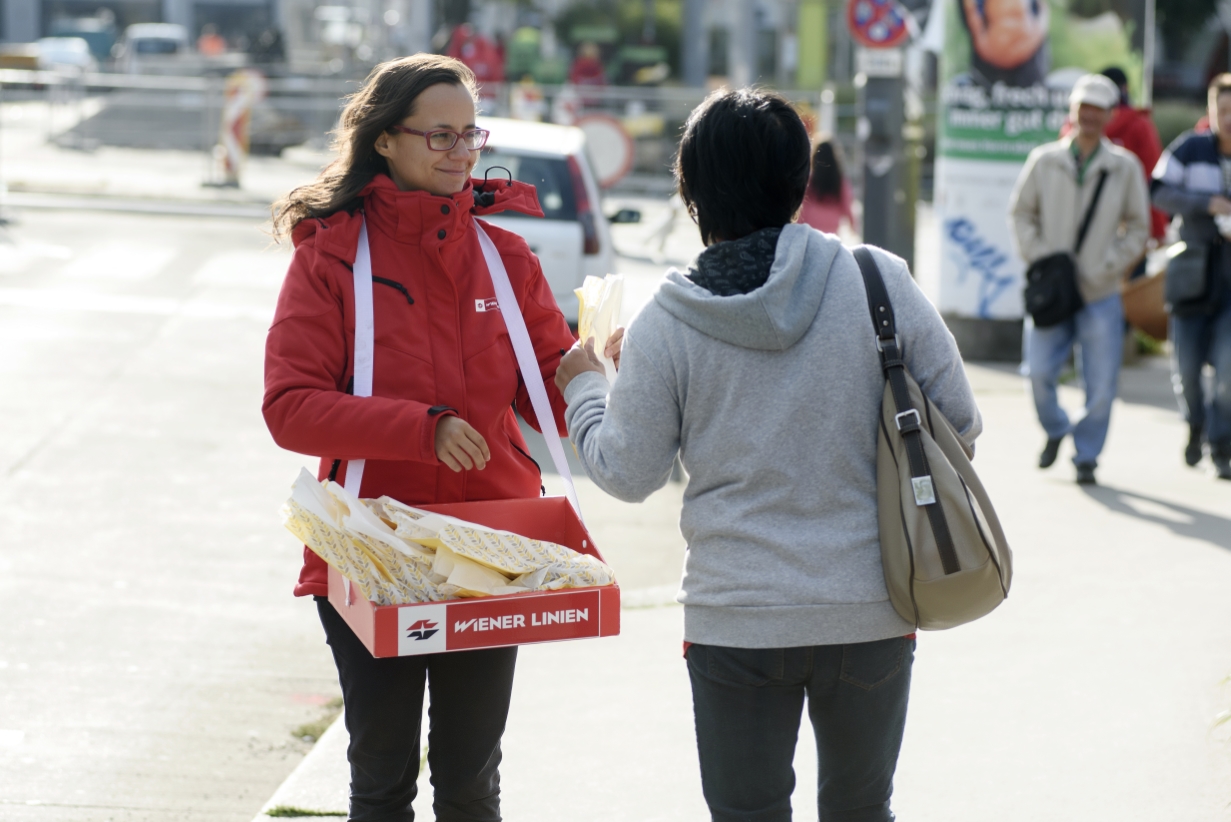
[0,179,1227,820]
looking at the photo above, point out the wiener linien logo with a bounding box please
[405,619,439,641]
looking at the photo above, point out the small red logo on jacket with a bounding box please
[475,298,500,313]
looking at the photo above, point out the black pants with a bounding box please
[686,637,914,822]
[317,598,518,822]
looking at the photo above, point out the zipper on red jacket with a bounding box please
[343,259,415,307]
[373,276,415,304]
[509,438,546,496]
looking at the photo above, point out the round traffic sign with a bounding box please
[576,114,634,189]
[847,0,910,49]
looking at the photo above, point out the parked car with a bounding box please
[113,23,189,73]
[473,116,637,323]
[37,37,98,73]
[49,15,117,62]
[113,22,246,75]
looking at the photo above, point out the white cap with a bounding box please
[1070,74,1119,110]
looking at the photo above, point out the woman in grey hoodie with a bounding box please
[555,89,981,822]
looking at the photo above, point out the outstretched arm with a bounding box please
[558,329,682,503]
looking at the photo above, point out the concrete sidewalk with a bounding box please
[251,358,1231,822]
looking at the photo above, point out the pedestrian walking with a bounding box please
[1151,73,1231,480]
[1009,73,1150,484]
[1059,67,1169,266]
[263,54,576,820]
[797,137,857,237]
[555,88,982,822]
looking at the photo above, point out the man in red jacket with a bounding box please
[1061,67,1169,252]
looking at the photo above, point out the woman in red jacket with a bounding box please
[264,54,575,821]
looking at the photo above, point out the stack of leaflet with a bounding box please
[574,273,624,382]
[281,468,615,605]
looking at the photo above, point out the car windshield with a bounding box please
[472,150,576,221]
[134,38,181,54]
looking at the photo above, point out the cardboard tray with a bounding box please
[328,496,620,657]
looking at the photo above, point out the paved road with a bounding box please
[0,204,691,820]
[0,208,336,821]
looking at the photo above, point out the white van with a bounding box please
[113,23,189,73]
[473,117,637,324]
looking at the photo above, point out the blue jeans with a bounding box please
[1171,293,1231,456]
[1022,292,1124,466]
[686,637,915,822]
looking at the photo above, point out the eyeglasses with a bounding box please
[389,125,490,151]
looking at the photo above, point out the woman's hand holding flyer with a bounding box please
[574,274,624,381]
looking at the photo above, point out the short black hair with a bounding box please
[1100,66,1127,89]
[674,88,811,245]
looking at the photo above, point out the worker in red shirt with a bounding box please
[446,23,505,90]
[569,42,606,87]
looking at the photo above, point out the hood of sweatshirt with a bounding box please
[654,223,841,351]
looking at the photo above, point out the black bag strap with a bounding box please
[1074,168,1109,254]
[852,246,960,576]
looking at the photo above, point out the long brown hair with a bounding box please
[271,54,478,242]
[807,137,845,202]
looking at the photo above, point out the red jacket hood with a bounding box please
[290,173,544,262]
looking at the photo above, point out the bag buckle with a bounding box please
[894,409,921,432]
[875,334,900,353]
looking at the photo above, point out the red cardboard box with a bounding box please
[328,496,621,657]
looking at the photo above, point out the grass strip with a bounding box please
[265,806,347,818]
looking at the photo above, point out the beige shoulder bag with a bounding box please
[853,247,1013,631]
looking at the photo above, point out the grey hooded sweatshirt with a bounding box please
[563,224,981,648]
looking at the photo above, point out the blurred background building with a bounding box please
[0,0,1227,199]
[0,0,859,86]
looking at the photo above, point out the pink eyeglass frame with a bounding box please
[388,125,490,151]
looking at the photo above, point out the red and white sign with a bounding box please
[329,497,621,657]
[576,114,634,189]
[847,0,911,49]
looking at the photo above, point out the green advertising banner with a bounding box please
[934,0,1153,319]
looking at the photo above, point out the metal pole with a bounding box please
[1142,0,1155,107]
[682,0,707,88]
[729,0,757,86]
[858,48,913,268]
[0,78,9,225]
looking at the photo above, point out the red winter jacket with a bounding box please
[1061,105,1168,239]
[263,174,576,597]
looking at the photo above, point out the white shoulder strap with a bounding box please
[345,217,581,518]
[474,223,581,517]
[344,219,374,499]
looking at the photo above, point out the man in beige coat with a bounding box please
[1009,73,1150,484]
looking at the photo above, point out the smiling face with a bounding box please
[373,82,479,196]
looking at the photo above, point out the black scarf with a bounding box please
[686,227,783,297]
